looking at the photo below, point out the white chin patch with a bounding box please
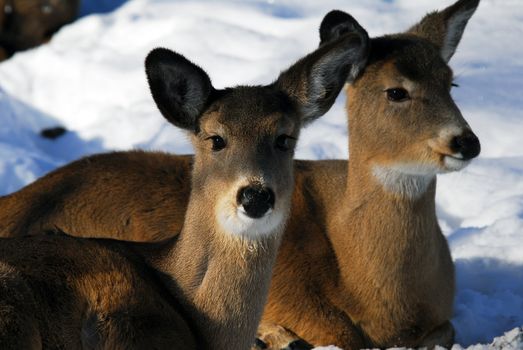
[372,164,436,199]
[443,155,471,172]
[217,205,286,239]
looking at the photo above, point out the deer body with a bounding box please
[0,210,281,349]
[0,1,481,348]
[327,168,454,346]
[0,33,366,348]
[265,2,481,347]
[0,151,193,241]
[0,235,197,349]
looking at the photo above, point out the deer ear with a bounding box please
[276,30,369,125]
[408,0,480,62]
[145,48,213,131]
[319,10,368,83]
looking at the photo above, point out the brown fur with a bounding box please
[0,1,481,348]
[0,151,192,241]
[0,33,366,348]
[0,236,197,349]
[0,0,79,60]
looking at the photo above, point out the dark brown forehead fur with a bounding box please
[367,34,453,84]
[204,86,295,129]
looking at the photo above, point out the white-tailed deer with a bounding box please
[0,0,80,61]
[0,33,367,349]
[0,0,481,348]
[264,1,480,348]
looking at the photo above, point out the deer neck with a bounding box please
[141,192,282,350]
[327,130,441,293]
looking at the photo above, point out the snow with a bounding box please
[0,0,522,348]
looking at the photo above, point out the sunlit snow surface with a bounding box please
[0,0,522,348]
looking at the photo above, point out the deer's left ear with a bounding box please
[408,0,480,62]
[319,10,369,83]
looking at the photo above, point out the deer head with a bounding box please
[320,0,481,198]
[145,30,369,238]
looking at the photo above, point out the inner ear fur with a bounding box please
[145,48,214,131]
[408,0,480,62]
[319,10,369,83]
[276,30,369,125]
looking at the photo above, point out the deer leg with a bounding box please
[419,321,455,349]
[252,322,312,350]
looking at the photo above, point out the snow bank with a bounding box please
[0,0,522,347]
[311,328,523,349]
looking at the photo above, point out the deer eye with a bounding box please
[275,134,296,151]
[206,135,226,151]
[386,88,410,102]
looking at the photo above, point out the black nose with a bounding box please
[285,339,313,350]
[450,131,481,160]
[237,185,275,219]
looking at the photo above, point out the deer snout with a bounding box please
[237,185,275,219]
[449,130,481,160]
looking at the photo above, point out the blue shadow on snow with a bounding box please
[79,0,129,17]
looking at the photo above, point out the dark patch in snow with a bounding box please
[41,126,67,140]
[79,0,128,17]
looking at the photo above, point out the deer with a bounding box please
[0,0,80,61]
[263,1,481,348]
[0,0,481,348]
[0,32,367,349]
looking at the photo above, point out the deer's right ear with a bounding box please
[276,29,369,125]
[408,0,480,62]
[145,48,213,131]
